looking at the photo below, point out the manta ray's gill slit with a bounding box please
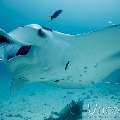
[79,80,82,82]
[94,64,98,68]
[83,66,88,69]
[83,66,88,73]
[53,78,65,83]
[54,80,60,82]
[83,70,87,73]
[16,45,31,56]
[40,78,45,80]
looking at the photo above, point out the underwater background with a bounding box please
[0,0,120,120]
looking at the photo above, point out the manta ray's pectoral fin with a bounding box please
[10,77,29,96]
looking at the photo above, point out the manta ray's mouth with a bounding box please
[6,45,32,61]
[16,45,31,56]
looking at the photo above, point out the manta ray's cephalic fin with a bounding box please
[0,28,13,44]
[10,77,29,96]
[0,28,15,61]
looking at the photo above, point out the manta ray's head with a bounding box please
[1,24,69,78]
[0,24,54,68]
[0,24,54,61]
[0,24,63,75]
[9,24,54,46]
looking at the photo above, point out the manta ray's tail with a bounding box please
[0,28,14,61]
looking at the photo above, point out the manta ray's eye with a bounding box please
[38,29,46,38]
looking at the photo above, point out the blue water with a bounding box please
[0,0,120,120]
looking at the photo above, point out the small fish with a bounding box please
[50,10,63,21]
[65,60,70,70]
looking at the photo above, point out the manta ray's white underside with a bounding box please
[0,24,120,94]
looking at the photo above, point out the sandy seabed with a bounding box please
[0,82,120,120]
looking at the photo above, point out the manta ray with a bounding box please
[0,24,120,94]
